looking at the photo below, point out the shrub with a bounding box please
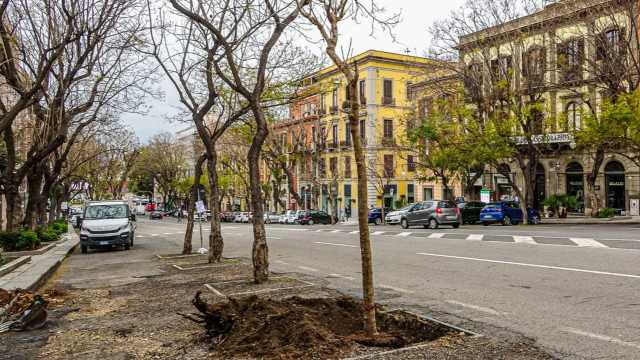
[0,232,20,251]
[40,228,60,243]
[596,208,616,218]
[51,221,68,235]
[17,230,40,250]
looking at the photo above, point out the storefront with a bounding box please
[565,162,584,212]
[534,163,546,210]
[605,161,626,212]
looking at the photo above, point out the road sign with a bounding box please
[196,200,205,214]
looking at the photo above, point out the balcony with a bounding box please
[360,97,367,106]
[339,140,352,149]
[381,96,395,106]
[329,105,338,115]
[326,142,338,151]
[381,137,396,147]
[318,108,326,116]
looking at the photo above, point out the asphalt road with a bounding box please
[69,218,640,360]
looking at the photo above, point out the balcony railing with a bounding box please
[329,105,338,114]
[339,140,352,148]
[381,137,396,147]
[381,96,395,106]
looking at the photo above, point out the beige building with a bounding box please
[458,0,640,214]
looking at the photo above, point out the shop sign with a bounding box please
[514,132,574,145]
[480,189,491,203]
[608,182,625,186]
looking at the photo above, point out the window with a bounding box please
[406,81,413,100]
[491,55,512,82]
[311,126,316,143]
[332,124,338,146]
[417,97,432,122]
[423,187,433,201]
[558,38,584,82]
[523,47,545,85]
[331,88,338,113]
[597,28,624,60]
[344,121,351,145]
[407,155,416,172]
[383,119,393,139]
[464,63,483,99]
[360,119,366,142]
[383,154,394,177]
[383,79,393,105]
[319,158,326,177]
[319,93,325,113]
[344,156,351,178]
[566,102,582,131]
[320,126,326,145]
[329,157,338,176]
[407,184,415,204]
[359,80,366,105]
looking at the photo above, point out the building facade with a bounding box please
[458,0,640,214]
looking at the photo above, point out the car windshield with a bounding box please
[84,204,128,220]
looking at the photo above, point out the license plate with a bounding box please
[100,241,109,245]
[483,215,492,219]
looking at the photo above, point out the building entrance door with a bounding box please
[534,163,546,210]
[605,161,625,212]
[565,162,584,212]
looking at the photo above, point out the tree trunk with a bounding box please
[207,151,224,263]
[587,147,605,216]
[23,169,43,229]
[347,73,377,335]
[183,154,205,255]
[4,184,22,232]
[249,108,269,284]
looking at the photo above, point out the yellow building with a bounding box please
[286,50,444,215]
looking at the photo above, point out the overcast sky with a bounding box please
[124,0,468,142]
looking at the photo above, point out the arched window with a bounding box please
[566,102,581,131]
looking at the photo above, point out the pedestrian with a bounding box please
[177,207,183,223]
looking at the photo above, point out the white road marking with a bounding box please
[151,234,159,237]
[315,229,324,232]
[298,266,319,272]
[428,233,445,239]
[331,230,341,233]
[274,260,289,265]
[269,228,308,232]
[563,327,640,350]
[397,232,412,237]
[163,233,172,235]
[514,236,536,245]
[466,234,483,241]
[416,252,640,279]
[570,238,608,248]
[446,300,503,316]
[315,241,357,248]
[328,273,355,281]
[380,284,414,294]
[349,231,359,234]
[343,343,435,360]
[266,236,281,240]
[371,231,385,235]
[136,235,144,238]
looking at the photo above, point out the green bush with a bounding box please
[16,230,40,250]
[596,208,616,218]
[51,221,68,235]
[0,232,20,251]
[40,228,60,243]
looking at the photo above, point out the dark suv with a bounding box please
[400,200,461,229]
[297,210,332,225]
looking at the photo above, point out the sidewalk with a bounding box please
[541,216,640,225]
[0,230,79,291]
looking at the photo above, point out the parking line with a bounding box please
[298,266,319,272]
[380,284,414,294]
[371,231,385,235]
[397,232,412,237]
[428,233,445,239]
[416,252,640,279]
[466,234,483,241]
[570,238,608,248]
[446,300,503,316]
[350,231,359,234]
[331,230,341,233]
[514,236,536,245]
[563,327,640,350]
[315,241,358,248]
[328,273,355,281]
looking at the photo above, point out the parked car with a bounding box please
[480,202,541,226]
[400,200,461,229]
[149,210,163,220]
[279,210,294,224]
[222,212,236,222]
[385,205,414,225]
[458,201,486,224]
[79,201,136,254]
[368,208,391,225]
[264,212,280,224]
[286,210,302,224]
[145,203,156,212]
[297,210,332,225]
[234,212,250,223]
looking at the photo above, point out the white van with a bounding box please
[79,201,137,254]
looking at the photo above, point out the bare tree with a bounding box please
[296,0,400,336]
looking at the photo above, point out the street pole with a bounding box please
[196,187,205,254]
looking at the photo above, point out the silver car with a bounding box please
[400,200,461,229]
[385,204,414,225]
[79,201,137,253]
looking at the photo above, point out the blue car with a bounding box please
[368,208,390,225]
[479,201,541,226]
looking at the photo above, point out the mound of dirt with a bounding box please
[0,288,67,316]
[187,294,452,359]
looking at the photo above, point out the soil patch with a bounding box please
[0,288,67,316]
[188,293,453,359]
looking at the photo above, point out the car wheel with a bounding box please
[308,219,314,225]
[124,243,130,250]
[482,222,489,226]
[452,223,460,229]
[530,216,540,225]
[81,245,87,254]
[401,219,409,229]
[375,218,382,225]
[130,233,134,247]
[428,218,439,230]
[502,216,512,226]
